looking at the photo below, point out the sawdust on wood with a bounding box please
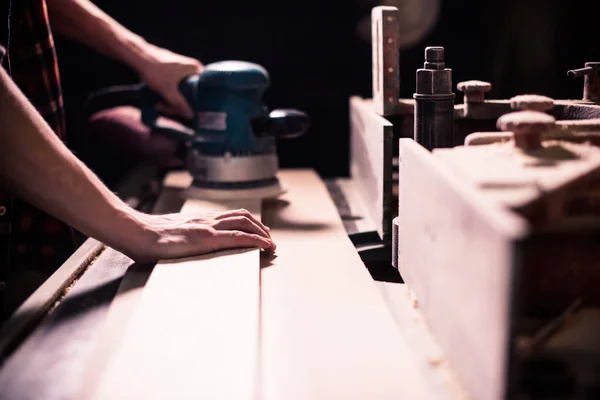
[46,248,106,316]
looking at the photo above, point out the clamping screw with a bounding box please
[510,94,554,112]
[497,110,556,151]
[457,80,492,103]
[567,62,600,102]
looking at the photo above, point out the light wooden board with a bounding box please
[84,187,261,400]
[398,139,528,400]
[76,262,154,400]
[350,96,394,240]
[0,247,134,400]
[329,177,378,233]
[76,173,187,400]
[260,169,432,399]
[375,282,467,400]
[0,238,103,359]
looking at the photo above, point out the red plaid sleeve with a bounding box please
[2,0,76,275]
[9,0,66,137]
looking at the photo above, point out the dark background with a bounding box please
[55,0,600,179]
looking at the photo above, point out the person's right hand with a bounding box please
[127,208,275,262]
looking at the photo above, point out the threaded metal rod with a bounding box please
[567,67,594,78]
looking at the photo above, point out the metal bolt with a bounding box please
[497,110,556,151]
[424,46,445,70]
[510,94,554,112]
[457,80,492,103]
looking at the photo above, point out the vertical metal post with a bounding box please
[371,6,400,116]
[413,46,456,150]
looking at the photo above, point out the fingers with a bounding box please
[213,230,275,252]
[214,209,271,235]
[213,216,272,243]
[163,91,195,119]
[188,60,204,75]
[162,61,203,119]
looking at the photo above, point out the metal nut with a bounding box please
[510,94,554,112]
[0,206,6,217]
[497,110,556,150]
[457,80,492,103]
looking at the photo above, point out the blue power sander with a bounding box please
[136,60,310,200]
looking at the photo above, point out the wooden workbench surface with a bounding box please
[0,168,464,400]
[83,169,435,399]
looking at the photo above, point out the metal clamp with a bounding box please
[567,62,600,102]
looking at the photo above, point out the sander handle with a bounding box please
[140,76,198,142]
[140,73,310,141]
[252,109,310,139]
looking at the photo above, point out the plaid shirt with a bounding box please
[1,0,76,295]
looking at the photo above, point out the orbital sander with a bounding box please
[87,60,309,200]
[140,60,310,200]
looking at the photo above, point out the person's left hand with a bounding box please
[137,44,204,119]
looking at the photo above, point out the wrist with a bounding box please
[110,204,159,261]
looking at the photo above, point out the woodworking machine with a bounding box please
[3,6,600,400]
[348,5,600,400]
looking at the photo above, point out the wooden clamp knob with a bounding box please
[510,94,554,112]
[497,110,556,151]
[457,80,492,103]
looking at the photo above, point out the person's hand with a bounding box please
[128,208,276,262]
[137,44,204,119]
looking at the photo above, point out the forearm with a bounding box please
[0,67,151,258]
[46,0,151,72]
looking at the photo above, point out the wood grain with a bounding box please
[260,169,432,399]
[0,239,103,360]
[84,195,261,400]
[350,97,394,240]
[83,169,432,399]
[75,262,154,400]
[0,247,134,400]
[398,139,528,400]
[375,282,467,400]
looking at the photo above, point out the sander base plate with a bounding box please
[183,180,285,201]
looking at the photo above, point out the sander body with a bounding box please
[140,60,309,200]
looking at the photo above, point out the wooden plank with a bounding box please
[0,238,103,360]
[260,169,432,399]
[350,96,393,240]
[84,190,261,400]
[397,139,528,400]
[375,282,467,400]
[76,263,154,400]
[371,6,400,116]
[325,178,378,234]
[77,175,186,400]
[0,248,134,400]
[0,165,169,399]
